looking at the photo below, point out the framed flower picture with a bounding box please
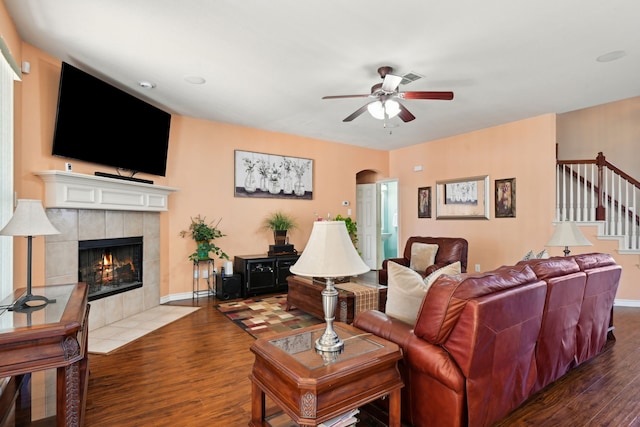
[495,178,516,218]
[234,150,313,199]
[418,187,431,218]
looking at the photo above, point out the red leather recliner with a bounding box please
[378,237,468,285]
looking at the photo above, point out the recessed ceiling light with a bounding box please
[138,81,156,89]
[596,50,627,63]
[184,75,206,85]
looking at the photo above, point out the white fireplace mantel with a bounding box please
[35,170,179,212]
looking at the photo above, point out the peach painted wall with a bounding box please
[557,96,640,179]
[390,115,558,271]
[12,43,389,298]
[389,114,640,302]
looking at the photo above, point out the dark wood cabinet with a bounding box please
[234,254,299,297]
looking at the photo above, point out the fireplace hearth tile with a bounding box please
[88,305,200,354]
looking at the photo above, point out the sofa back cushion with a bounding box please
[517,256,587,390]
[413,264,539,345]
[573,253,621,364]
[402,236,469,273]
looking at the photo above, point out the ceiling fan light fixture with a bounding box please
[367,100,400,120]
[367,101,385,120]
[385,100,401,118]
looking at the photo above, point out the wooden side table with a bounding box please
[286,275,387,324]
[249,322,403,426]
[0,283,89,426]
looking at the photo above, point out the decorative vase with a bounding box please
[282,175,293,194]
[294,178,305,196]
[268,180,280,194]
[273,230,287,245]
[259,176,268,192]
[244,172,256,193]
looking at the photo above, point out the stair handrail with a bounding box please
[556,151,640,251]
[557,152,640,222]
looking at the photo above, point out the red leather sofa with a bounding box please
[354,253,621,427]
[378,236,468,285]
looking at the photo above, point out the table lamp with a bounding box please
[290,220,369,352]
[546,221,592,256]
[0,199,60,310]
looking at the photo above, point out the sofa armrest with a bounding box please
[354,310,464,392]
[382,257,409,269]
[353,310,414,348]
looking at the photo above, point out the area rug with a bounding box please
[216,294,322,339]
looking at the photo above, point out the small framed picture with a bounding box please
[495,178,516,218]
[418,187,431,218]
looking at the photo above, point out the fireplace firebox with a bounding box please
[78,236,143,301]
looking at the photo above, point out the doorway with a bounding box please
[356,179,399,270]
[379,180,399,266]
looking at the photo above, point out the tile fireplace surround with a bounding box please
[37,171,178,332]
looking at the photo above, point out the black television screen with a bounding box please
[52,62,171,177]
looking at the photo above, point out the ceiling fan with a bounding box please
[322,66,454,123]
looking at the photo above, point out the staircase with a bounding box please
[556,152,640,254]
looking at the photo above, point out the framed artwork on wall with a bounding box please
[418,187,431,218]
[435,175,490,219]
[495,177,516,218]
[234,150,313,199]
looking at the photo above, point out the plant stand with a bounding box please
[193,259,215,298]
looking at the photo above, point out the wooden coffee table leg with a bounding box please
[388,388,401,427]
[250,381,266,427]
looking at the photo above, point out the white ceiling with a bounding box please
[5,0,640,151]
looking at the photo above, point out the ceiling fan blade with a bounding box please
[397,103,416,122]
[400,91,454,100]
[343,103,371,122]
[322,94,370,100]
[381,74,402,93]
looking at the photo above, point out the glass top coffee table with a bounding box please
[249,322,403,426]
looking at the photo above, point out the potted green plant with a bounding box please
[262,211,297,245]
[334,214,359,249]
[180,215,229,261]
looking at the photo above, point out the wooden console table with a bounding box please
[286,275,387,324]
[0,283,89,426]
[249,322,403,426]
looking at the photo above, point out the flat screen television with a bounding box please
[52,62,171,177]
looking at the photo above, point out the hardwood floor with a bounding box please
[79,300,640,426]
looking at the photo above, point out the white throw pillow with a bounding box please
[424,261,462,287]
[409,243,439,272]
[536,249,550,259]
[522,250,535,261]
[385,260,461,325]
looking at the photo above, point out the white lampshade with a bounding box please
[0,199,60,237]
[546,221,592,256]
[290,221,369,278]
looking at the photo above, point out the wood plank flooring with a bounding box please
[29,297,640,426]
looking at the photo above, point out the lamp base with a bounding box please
[315,329,344,353]
[9,294,56,312]
[315,277,345,353]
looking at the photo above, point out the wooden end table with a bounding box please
[0,283,89,427]
[286,275,387,324]
[249,322,403,427]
